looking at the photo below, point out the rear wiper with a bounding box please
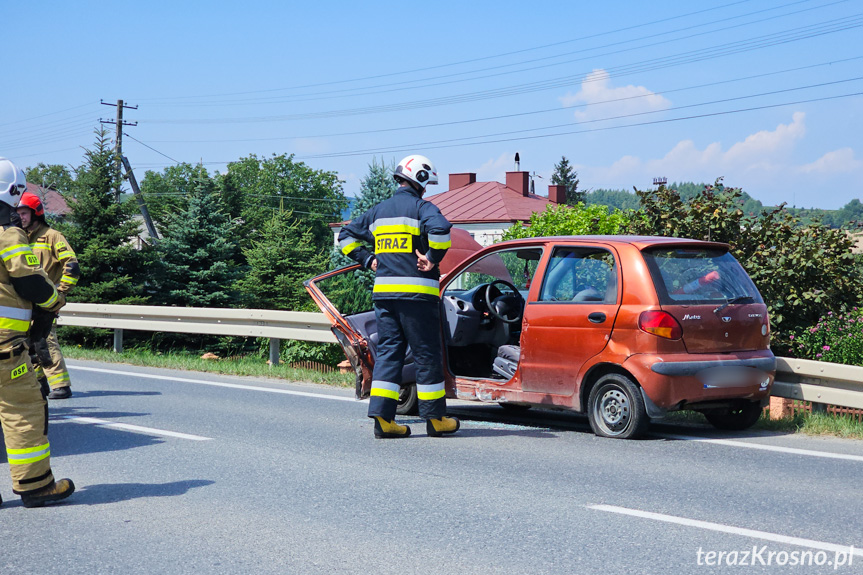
[714,295,754,315]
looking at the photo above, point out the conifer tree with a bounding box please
[350,157,397,217]
[59,128,150,304]
[551,156,583,205]
[152,171,244,308]
[236,207,328,311]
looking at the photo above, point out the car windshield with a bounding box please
[642,247,763,305]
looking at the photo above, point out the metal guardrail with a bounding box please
[57,303,336,364]
[58,304,863,408]
[773,357,863,410]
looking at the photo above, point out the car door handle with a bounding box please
[588,312,607,324]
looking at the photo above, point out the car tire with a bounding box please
[396,383,418,415]
[703,401,763,431]
[587,374,649,439]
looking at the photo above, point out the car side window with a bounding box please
[539,247,617,303]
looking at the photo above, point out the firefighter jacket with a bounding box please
[339,185,452,302]
[27,221,80,294]
[0,224,64,348]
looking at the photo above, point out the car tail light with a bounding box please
[639,310,683,340]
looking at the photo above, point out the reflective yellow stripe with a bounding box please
[48,372,70,385]
[58,251,75,260]
[340,241,361,255]
[373,284,440,296]
[38,289,59,309]
[417,389,446,400]
[7,442,51,465]
[61,275,78,285]
[428,239,451,249]
[373,224,420,236]
[0,244,33,262]
[0,318,30,331]
[370,388,400,400]
[31,242,51,250]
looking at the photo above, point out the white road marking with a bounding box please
[660,433,863,463]
[60,415,212,441]
[588,504,863,558]
[68,365,360,402]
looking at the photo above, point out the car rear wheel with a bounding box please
[587,374,649,439]
[703,401,763,431]
[396,383,418,415]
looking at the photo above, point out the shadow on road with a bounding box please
[74,479,215,505]
[62,390,162,398]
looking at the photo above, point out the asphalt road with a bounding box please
[2,359,862,574]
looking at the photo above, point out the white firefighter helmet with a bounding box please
[394,154,438,191]
[0,157,27,208]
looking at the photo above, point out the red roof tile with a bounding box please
[426,180,554,224]
[25,183,70,217]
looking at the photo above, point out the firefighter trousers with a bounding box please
[43,324,71,390]
[368,299,447,421]
[0,347,54,494]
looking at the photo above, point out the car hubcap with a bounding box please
[598,388,630,432]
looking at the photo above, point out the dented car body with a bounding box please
[305,235,775,439]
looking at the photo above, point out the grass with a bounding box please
[65,346,863,439]
[663,408,863,439]
[64,346,355,388]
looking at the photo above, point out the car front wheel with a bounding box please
[587,374,649,439]
[396,383,418,415]
[703,401,763,431]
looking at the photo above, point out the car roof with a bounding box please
[494,235,730,250]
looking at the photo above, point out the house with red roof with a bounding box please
[24,183,71,218]
[331,170,567,247]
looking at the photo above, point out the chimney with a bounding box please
[506,171,530,197]
[449,172,476,190]
[548,184,566,204]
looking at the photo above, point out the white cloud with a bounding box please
[799,147,862,174]
[559,69,671,121]
[476,151,516,183]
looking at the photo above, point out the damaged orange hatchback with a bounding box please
[305,234,775,439]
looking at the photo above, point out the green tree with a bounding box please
[502,203,629,240]
[219,153,346,250]
[25,162,74,194]
[236,208,328,311]
[586,188,641,211]
[140,162,212,226]
[59,128,151,305]
[551,156,583,205]
[627,180,863,344]
[152,173,244,308]
[351,157,397,217]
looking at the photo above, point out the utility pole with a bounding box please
[100,99,138,201]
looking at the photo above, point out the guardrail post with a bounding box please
[113,329,123,354]
[269,338,280,367]
[811,402,828,414]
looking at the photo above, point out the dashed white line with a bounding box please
[588,504,863,558]
[68,365,359,402]
[60,415,212,441]
[661,433,863,463]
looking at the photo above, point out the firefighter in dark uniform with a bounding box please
[0,158,74,508]
[339,154,460,438]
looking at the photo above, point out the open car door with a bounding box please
[304,264,374,399]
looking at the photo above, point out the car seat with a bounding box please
[492,344,520,379]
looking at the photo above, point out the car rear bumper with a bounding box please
[623,351,775,409]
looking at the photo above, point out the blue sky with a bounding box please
[4,0,862,209]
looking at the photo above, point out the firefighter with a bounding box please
[17,191,80,399]
[0,158,74,507]
[339,154,460,438]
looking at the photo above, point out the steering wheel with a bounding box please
[484,280,525,324]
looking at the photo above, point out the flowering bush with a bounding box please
[789,309,863,366]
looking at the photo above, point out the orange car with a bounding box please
[305,235,775,439]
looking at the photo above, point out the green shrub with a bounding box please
[789,309,863,365]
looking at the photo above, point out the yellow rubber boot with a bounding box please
[373,417,411,439]
[426,416,461,437]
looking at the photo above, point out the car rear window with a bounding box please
[642,247,763,306]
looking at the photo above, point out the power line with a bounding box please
[124,132,181,164]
